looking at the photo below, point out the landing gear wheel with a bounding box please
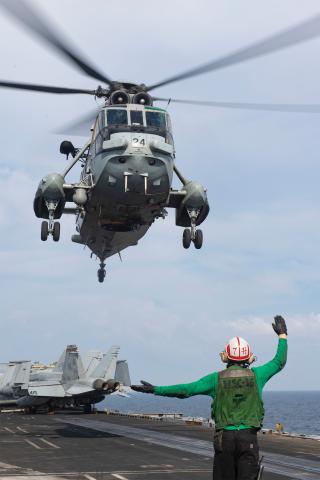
[194,229,203,249]
[182,228,192,249]
[83,404,92,414]
[52,222,60,242]
[41,221,48,241]
[98,268,106,283]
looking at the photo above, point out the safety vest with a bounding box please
[212,367,264,430]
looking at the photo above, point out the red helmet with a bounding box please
[225,336,252,362]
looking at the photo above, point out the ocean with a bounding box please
[101,391,320,437]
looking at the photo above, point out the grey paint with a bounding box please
[0,344,130,410]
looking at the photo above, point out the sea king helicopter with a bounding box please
[1,1,320,282]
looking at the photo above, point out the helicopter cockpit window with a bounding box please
[166,114,172,133]
[107,109,128,125]
[130,110,143,126]
[146,111,166,129]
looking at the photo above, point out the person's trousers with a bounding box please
[213,428,259,480]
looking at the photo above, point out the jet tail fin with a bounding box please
[53,349,66,372]
[82,350,103,376]
[61,345,80,383]
[92,346,120,379]
[13,361,31,388]
[0,361,31,395]
[114,360,131,386]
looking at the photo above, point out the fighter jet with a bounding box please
[0,345,130,413]
[82,350,104,377]
[0,360,31,408]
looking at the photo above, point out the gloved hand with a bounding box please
[130,380,155,394]
[272,315,287,336]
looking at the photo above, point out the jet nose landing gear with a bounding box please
[97,261,106,283]
[182,208,203,249]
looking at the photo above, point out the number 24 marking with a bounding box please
[132,137,145,146]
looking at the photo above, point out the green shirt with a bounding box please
[154,338,287,430]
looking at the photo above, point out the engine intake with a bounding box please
[132,92,152,106]
[110,90,130,105]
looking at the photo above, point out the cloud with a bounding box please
[228,313,320,336]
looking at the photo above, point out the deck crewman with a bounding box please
[131,315,288,480]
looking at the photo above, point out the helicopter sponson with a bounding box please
[175,181,209,228]
[34,173,66,220]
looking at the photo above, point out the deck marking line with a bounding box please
[55,416,320,480]
[140,464,174,468]
[17,426,28,433]
[45,469,211,476]
[0,476,69,479]
[84,475,97,480]
[0,460,66,479]
[112,475,129,480]
[0,461,18,468]
[4,427,15,434]
[39,438,60,449]
[24,439,42,449]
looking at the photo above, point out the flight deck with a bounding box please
[0,411,319,479]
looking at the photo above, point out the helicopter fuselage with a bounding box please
[34,103,209,281]
[77,110,175,260]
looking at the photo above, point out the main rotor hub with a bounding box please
[96,82,152,106]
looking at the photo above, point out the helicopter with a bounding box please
[1,1,320,282]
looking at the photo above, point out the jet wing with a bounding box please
[65,384,93,396]
[28,383,66,398]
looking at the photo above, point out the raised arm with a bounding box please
[253,316,288,392]
[131,372,217,399]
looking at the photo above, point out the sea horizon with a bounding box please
[101,390,320,437]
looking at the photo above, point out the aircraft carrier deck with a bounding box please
[0,411,319,479]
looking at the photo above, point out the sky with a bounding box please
[0,0,320,391]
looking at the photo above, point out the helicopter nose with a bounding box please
[105,154,170,195]
[123,171,148,194]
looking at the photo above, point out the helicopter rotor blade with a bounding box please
[54,108,101,136]
[0,0,113,86]
[154,97,320,113]
[147,14,320,91]
[0,80,95,95]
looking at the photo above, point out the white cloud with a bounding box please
[228,313,320,336]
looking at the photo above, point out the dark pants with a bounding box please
[213,429,259,480]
